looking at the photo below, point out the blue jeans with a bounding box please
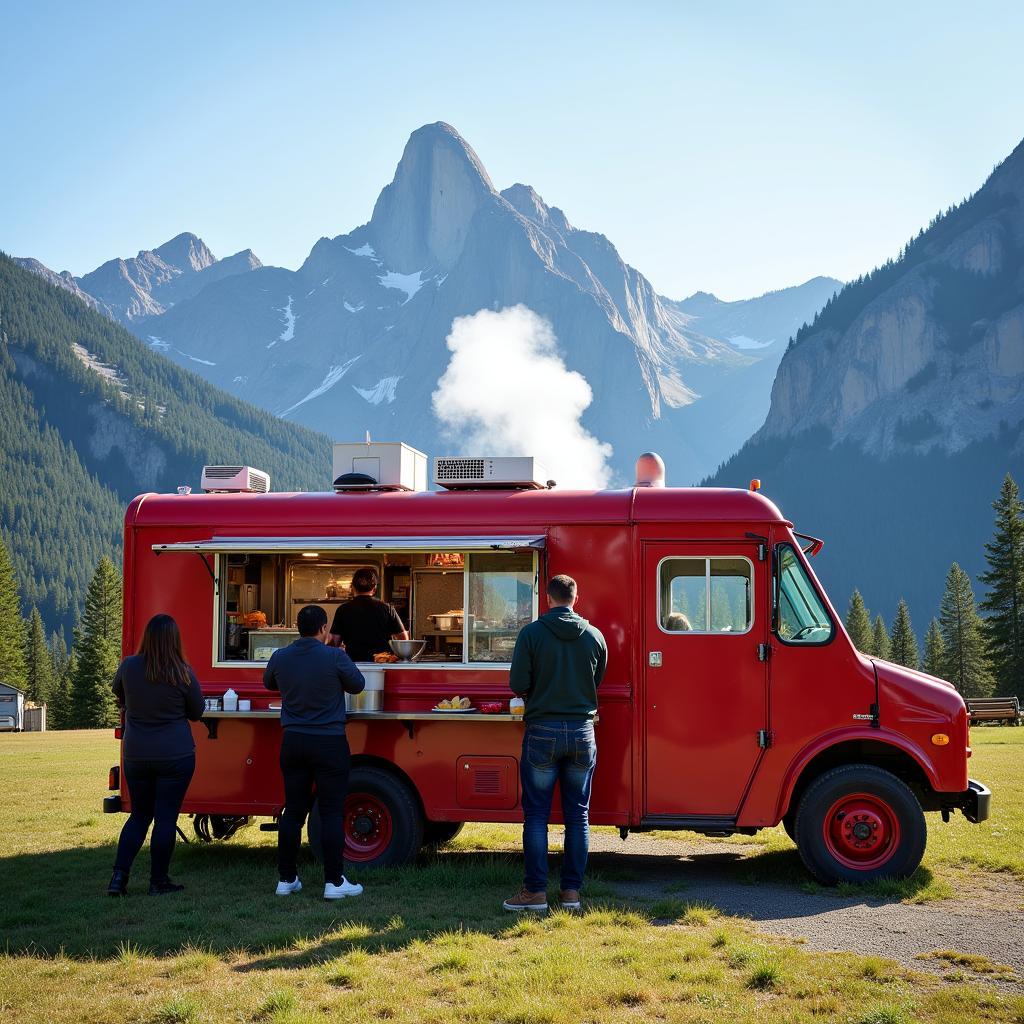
[520,720,597,893]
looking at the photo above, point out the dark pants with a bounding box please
[278,730,351,885]
[114,754,195,883]
[520,720,597,893]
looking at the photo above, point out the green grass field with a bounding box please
[1,728,1021,1023]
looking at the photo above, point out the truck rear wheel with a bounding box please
[307,766,423,870]
[794,764,926,885]
[421,821,465,848]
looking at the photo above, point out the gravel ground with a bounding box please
[582,831,1024,989]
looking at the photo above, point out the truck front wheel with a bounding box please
[307,766,423,870]
[794,764,926,885]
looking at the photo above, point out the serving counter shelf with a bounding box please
[198,707,523,738]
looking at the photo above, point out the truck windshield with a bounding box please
[775,544,833,645]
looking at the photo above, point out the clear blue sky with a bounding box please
[3,1,1023,300]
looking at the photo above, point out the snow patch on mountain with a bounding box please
[279,356,362,417]
[728,334,774,350]
[353,376,401,405]
[268,295,297,348]
[378,270,424,303]
[186,353,216,366]
[344,301,365,313]
[345,243,379,260]
[147,335,169,351]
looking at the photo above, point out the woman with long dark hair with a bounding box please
[107,613,203,896]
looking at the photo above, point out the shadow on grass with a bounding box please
[0,834,944,966]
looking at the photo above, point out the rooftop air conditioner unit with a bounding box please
[434,456,551,490]
[200,465,271,494]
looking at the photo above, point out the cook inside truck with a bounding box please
[328,567,409,660]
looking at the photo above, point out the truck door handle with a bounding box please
[648,652,663,667]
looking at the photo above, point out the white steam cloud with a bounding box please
[432,305,613,489]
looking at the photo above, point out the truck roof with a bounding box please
[126,486,789,531]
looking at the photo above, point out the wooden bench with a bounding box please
[966,696,1021,725]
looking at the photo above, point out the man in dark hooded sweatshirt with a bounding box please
[503,574,607,912]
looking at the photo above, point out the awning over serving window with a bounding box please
[152,535,546,554]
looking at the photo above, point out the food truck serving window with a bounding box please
[206,543,539,667]
[659,557,753,634]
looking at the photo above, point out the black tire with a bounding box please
[421,820,465,848]
[781,809,797,844]
[307,766,423,870]
[794,763,926,885]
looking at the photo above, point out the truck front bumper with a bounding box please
[944,779,991,823]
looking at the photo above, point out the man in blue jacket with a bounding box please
[264,604,365,900]
[504,574,607,912]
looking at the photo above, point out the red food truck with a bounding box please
[103,447,989,885]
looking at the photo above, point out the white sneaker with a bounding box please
[275,876,302,896]
[323,877,363,900]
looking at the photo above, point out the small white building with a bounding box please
[0,683,25,732]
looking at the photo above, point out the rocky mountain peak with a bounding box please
[222,248,263,271]
[152,232,216,273]
[501,183,572,235]
[369,122,498,271]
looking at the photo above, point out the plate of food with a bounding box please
[433,696,474,712]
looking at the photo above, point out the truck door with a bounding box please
[643,542,768,819]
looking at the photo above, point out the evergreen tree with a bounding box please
[48,631,71,728]
[23,605,54,704]
[872,614,892,661]
[845,590,874,654]
[49,630,68,678]
[889,599,920,669]
[69,557,122,728]
[922,618,945,677]
[939,563,994,697]
[0,534,28,691]
[51,648,77,730]
[979,474,1024,698]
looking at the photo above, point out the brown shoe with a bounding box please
[502,887,548,912]
[559,889,581,910]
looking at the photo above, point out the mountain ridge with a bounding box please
[0,252,329,635]
[708,136,1024,625]
[14,123,838,485]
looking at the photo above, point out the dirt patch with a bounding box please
[583,831,1024,989]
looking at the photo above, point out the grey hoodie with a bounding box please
[509,607,607,721]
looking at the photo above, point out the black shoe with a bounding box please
[149,879,185,895]
[107,869,129,897]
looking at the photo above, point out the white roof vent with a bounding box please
[200,465,271,494]
[434,456,551,490]
[333,441,427,492]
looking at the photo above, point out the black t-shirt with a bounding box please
[330,595,405,662]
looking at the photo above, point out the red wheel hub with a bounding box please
[823,792,901,872]
[344,792,393,862]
